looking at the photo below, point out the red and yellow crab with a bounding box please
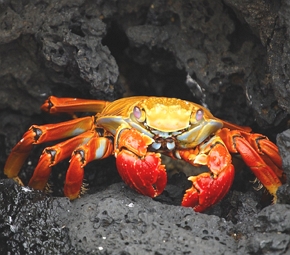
[4,96,285,212]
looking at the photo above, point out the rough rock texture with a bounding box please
[1,0,290,254]
[1,179,290,255]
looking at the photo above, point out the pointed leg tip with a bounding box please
[13,176,24,186]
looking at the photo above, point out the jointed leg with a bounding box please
[4,116,94,179]
[28,130,96,190]
[4,96,116,198]
[41,96,110,114]
[217,128,284,201]
[64,134,114,199]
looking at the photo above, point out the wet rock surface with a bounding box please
[1,0,290,254]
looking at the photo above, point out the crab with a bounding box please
[4,96,285,212]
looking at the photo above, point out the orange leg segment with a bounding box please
[28,131,96,191]
[217,128,284,202]
[64,134,114,199]
[41,96,109,114]
[4,116,94,179]
[239,131,284,181]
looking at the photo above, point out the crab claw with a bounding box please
[180,141,235,212]
[115,128,167,197]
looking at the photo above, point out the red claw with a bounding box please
[115,128,167,197]
[180,142,235,212]
[182,165,235,212]
[116,150,167,197]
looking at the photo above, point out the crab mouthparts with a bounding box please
[150,130,178,151]
[151,139,175,151]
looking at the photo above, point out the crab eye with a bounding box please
[196,109,204,121]
[133,106,141,119]
[133,106,146,122]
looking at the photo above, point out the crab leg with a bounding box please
[4,116,94,179]
[239,130,283,178]
[64,134,114,199]
[176,136,235,212]
[41,96,109,114]
[217,128,284,201]
[28,131,96,191]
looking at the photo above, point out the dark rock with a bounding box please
[2,180,290,254]
[276,130,290,204]
[1,179,237,254]
[267,1,290,116]
[277,129,290,180]
[237,232,290,255]
[0,179,77,255]
[126,0,286,127]
[254,204,290,233]
[59,183,237,254]
[223,0,278,46]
